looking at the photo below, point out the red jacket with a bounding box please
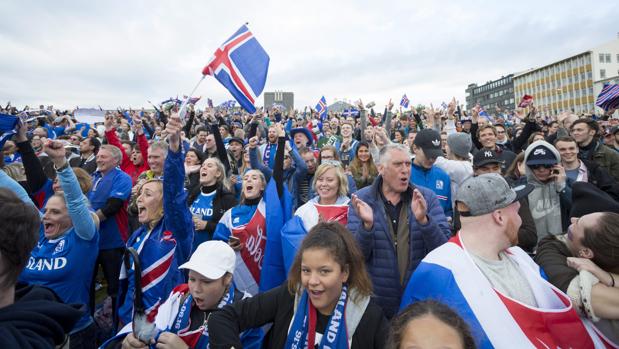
[105,128,150,184]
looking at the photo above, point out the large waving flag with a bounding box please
[315,96,328,121]
[596,84,619,112]
[400,94,410,108]
[202,24,270,114]
[260,178,293,292]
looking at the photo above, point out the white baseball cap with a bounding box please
[179,241,236,279]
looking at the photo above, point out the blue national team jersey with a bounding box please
[88,168,132,250]
[19,226,99,332]
[410,163,453,219]
[190,190,217,249]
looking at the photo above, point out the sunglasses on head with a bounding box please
[529,164,553,170]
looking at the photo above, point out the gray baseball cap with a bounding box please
[456,173,533,216]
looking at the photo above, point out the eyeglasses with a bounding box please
[529,164,553,170]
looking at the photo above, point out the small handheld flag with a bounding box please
[202,24,270,114]
[518,94,534,108]
[315,96,328,121]
[596,84,619,112]
[400,94,410,108]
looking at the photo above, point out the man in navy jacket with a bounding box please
[348,143,450,318]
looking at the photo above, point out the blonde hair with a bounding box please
[202,157,231,191]
[312,162,348,198]
[240,169,266,204]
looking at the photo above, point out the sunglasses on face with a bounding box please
[529,164,553,170]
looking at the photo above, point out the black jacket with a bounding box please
[0,283,84,349]
[208,284,388,349]
[581,158,619,201]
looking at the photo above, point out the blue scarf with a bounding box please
[285,285,349,349]
[167,286,235,349]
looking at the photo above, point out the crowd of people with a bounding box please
[0,98,618,348]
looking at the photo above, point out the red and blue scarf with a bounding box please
[285,285,349,349]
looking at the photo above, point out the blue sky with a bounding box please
[1,0,618,111]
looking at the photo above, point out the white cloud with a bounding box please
[1,0,617,110]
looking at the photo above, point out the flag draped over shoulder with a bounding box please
[0,113,19,150]
[596,84,619,112]
[400,234,610,349]
[260,178,293,292]
[202,24,270,114]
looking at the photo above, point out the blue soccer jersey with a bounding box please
[190,190,217,250]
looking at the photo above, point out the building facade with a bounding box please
[263,91,294,110]
[513,38,619,116]
[465,75,515,111]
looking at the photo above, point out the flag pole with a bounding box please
[178,75,206,123]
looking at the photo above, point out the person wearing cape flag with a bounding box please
[281,161,350,273]
[400,174,609,349]
[209,222,388,349]
[116,114,194,327]
[213,123,292,295]
[101,241,263,349]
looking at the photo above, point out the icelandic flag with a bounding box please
[161,98,182,106]
[183,95,201,105]
[0,113,19,150]
[202,24,270,114]
[260,178,293,292]
[281,197,349,272]
[596,84,619,112]
[271,102,286,111]
[315,96,328,121]
[478,106,491,121]
[400,234,611,349]
[218,100,237,109]
[342,108,359,117]
[400,94,410,108]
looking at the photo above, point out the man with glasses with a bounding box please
[495,124,512,150]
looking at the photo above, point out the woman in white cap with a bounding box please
[107,241,263,349]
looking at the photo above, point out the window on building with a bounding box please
[605,54,611,63]
[601,69,606,79]
[617,54,619,63]
[588,71,592,79]
[599,53,605,63]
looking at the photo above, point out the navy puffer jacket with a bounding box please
[347,176,450,318]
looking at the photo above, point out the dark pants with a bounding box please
[90,247,124,324]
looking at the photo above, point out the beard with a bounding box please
[505,217,520,246]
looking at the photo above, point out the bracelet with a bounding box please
[610,272,615,287]
[54,161,70,172]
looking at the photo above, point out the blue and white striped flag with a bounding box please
[596,84,619,111]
